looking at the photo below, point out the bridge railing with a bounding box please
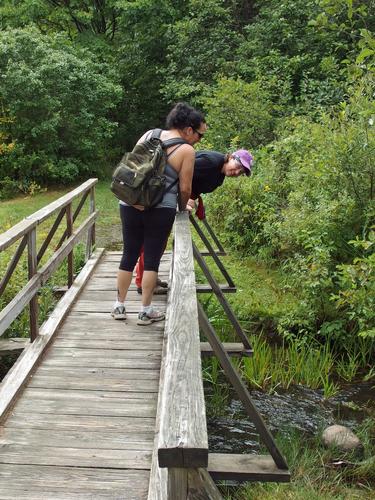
[150,211,219,498]
[150,210,290,498]
[0,179,98,342]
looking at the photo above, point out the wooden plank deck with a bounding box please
[0,251,170,499]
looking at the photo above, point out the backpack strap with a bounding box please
[163,177,179,196]
[149,128,187,149]
[150,128,163,140]
[162,137,187,148]
[163,138,188,160]
[150,129,188,161]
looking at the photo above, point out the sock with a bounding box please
[114,300,125,309]
[141,305,152,314]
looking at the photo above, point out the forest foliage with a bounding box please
[0,0,374,354]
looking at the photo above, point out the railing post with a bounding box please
[168,469,188,499]
[66,203,74,287]
[27,228,38,341]
[86,186,96,261]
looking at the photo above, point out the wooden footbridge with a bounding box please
[0,180,289,499]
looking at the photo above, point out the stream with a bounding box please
[206,382,375,453]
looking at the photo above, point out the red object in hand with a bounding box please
[196,196,205,220]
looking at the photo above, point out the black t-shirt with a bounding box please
[191,151,226,198]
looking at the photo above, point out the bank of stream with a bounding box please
[205,381,375,454]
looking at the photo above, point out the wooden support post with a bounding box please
[201,217,226,255]
[190,216,235,288]
[193,243,252,351]
[197,302,288,470]
[27,229,38,342]
[86,186,96,260]
[66,203,74,288]
[37,207,66,264]
[0,235,27,297]
[188,469,223,499]
[167,468,223,500]
[168,469,188,500]
[55,190,90,251]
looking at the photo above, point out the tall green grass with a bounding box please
[220,417,375,499]
[241,335,339,398]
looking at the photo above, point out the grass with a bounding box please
[0,179,120,236]
[219,417,375,499]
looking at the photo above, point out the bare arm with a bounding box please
[178,146,195,209]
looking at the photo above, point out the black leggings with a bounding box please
[119,205,176,272]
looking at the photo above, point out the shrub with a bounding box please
[202,76,274,151]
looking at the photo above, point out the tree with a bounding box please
[0,0,121,40]
[161,0,241,104]
[0,28,122,187]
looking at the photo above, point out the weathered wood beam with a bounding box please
[0,235,27,297]
[36,207,66,263]
[197,251,226,257]
[198,303,288,470]
[200,342,253,358]
[201,217,226,255]
[193,244,252,351]
[208,453,290,483]
[196,284,236,294]
[0,179,97,252]
[190,215,234,288]
[55,190,89,251]
[157,212,208,469]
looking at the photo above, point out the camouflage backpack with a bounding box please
[111,128,187,209]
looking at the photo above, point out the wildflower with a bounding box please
[264,185,271,192]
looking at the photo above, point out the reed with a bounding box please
[241,336,337,394]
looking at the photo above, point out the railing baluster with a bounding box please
[201,217,226,254]
[86,186,96,260]
[55,191,89,251]
[66,203,74,287]
[37,207,66,264]
[0,235,28,298]
[27,228,38,342]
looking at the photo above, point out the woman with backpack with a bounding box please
[133,148,253,294]
[111,102,207,325]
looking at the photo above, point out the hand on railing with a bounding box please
[186,196,205,219]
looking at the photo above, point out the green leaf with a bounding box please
[356,48,374,64]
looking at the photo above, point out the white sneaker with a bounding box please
[137,308,165,325]
[111,305,126,320]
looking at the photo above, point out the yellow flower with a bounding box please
[264,185,271,192]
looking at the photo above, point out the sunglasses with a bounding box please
[192,128,205,140]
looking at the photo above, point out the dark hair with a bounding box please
[166,102,205,130]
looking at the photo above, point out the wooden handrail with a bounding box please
[0,179,97,252]
[0,179,98,341]
[157,212,208,469]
